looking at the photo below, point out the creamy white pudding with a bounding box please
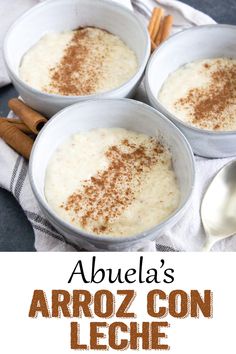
[158,58,236,131]
[19,27,138,96]
[44,128,180,237]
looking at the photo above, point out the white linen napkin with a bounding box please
[1,0,235,252]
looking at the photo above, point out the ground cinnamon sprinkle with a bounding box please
[175,59,236,130]
[46,28,107,95]
[61,138,164,234]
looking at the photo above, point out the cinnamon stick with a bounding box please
[0,116,22,124]
[148,8,164,42]
[11,122,33,134]
[148,7,164,52]
[153,8,164,40]
[159,15,173,43]
[0,121,33,159]
[0,118,32,134]
[154,18,164,46]
[8,98,47,134]
[148,7,159,37]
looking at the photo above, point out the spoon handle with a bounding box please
[201,236,216,252]
[201,229,219,252]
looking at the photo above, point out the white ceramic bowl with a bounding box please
[4,0,150,117]
[145,25,236,158]
[29,99,195,251]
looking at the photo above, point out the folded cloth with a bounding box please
[1,0,235,252]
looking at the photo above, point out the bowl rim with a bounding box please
[145,23,236,136]
[29,98,196,244]
[3,0,150,101]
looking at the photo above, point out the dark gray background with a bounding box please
[0,0,235,251]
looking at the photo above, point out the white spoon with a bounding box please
[201,160,236,251]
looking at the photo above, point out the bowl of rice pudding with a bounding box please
[145,25,236,158]
[4,0,150,116]
[29,99,195,251]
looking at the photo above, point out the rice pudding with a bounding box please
[158,58,236,131]
[44,128,180,237]
[19,27,138,96]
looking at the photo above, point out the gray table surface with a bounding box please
[0,0,235,251]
